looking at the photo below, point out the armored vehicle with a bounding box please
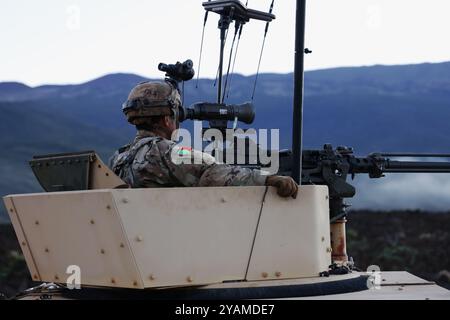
[3,0,450,300]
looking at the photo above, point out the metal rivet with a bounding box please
[382,279,386,282]
[98,164,102,169]
[90,220,95,225]
[321,237,325,242]
[106,205,111,210]
[326,196,329,200]
[120,243,125,248]
[45,248,49,253]
[111,278,116,284]
[105,173,110,177]
[35,221,40,226]
[398,287,404,291]
[221,198,226,203]
[186,276,193,283]
[149,275,155,281]
[261,272,268,279]
[136,236,143,242]
[9,208,14,213]
[33,274,38,280]
[21,241,26,246]
[54,275,59,281]
[122,199,129,204]
[133,281,138,287]
[275,272,282,278]
[100,249,105,254]
[326,247,332,253]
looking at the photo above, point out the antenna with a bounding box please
[251,0,275,101]
[291,0,307,184]
[202,0,276,105]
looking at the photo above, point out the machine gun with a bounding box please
[276,145,450,222]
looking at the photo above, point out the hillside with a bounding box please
[1,62,450,220]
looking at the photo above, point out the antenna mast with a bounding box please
[291,0,307,184]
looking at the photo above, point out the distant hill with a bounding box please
[1,62,450,220]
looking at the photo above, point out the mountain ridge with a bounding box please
[1,61,450,220]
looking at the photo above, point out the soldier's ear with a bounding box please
[163,115,171,127]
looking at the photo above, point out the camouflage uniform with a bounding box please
[109,130,268,188]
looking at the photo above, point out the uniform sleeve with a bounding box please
[156,140,268,187]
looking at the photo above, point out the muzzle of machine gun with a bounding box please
[179,102,256,125]
[158,59,195,83]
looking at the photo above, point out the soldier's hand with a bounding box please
[266,176,299,199]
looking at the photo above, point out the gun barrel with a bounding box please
[384,160,450,173]
[379,153,450,158]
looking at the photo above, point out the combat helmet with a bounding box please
[122,81,181,126]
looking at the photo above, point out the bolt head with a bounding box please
[261,272,268,278]
[100,249,105,254]
[275,272,282,278]
[149,275,155,281]
[186,276,193,283]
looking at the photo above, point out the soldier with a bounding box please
[110,81,298,198]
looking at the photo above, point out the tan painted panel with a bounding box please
[90,155,127,190]
[3,196,41,281]
[247,186,332,280]
[297,284,450,300]
[378,271,434,286]
[7,191,143,289]
[111,187,266,287]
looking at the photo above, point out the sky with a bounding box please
[1,0,450,86]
